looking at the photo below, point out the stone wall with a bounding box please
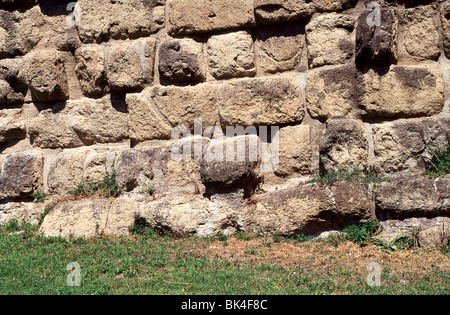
[0,0,449,241]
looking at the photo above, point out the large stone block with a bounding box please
[375,175,450,219]
[355,7,398,66]
[254,23,306,74]
[319,118,369,172]
[40,197,139,238]
[28,102,83,149]
[25,49,69,102]
[306,13,355,68]
[106,38,156,92]
[0,58,27,105]
[306,65,357,120]
[0,10,28,59]
[372,116,450,173]
[207,30,256,80]
[400,4,441,60]
[275,125,311,177]
[77,0,165,43]
[237,184,337,236]
[254,0,315,24]
[218,74,304,127]
[67,96,129,146]
[167,0,255,36]
[0,108,26,144]
[0,151,43,200]
[75,45,107,97]
[357,64,444,118]
[158,39,205,85]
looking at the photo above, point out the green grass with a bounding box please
[424,135,450,178]
[69,170,122,198]
[310,167,389,187]
[342,221,381,245]
[31,190,47,203]
[0,222,448,295]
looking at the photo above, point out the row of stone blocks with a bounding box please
[1,113,449,201]
[3,1,450,103]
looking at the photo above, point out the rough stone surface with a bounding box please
[372,116,450,173]
[75,45,107,97]
[442,2,450,59]
[0,151,43,200]
[355,7,398,66]
[254,23,306,74]
[40,197,139,238]
[168,0,255,36]
[275,125,311,177]
[400,5,441,60]
[24,49,69,102]
[159,39,205,84]
[77,0,165,43]
[319,119,369,172]
[218,74,304,127]
[306,65,357,120]
[416,224,450,249]
[207,31,256,80]
[357,64,444,118]
[375,175,450,219]
[306,13,355,68]
[0,108,26,144]
[106,39,156,92]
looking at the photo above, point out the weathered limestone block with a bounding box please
[357,64,444,118]
[237,184,337,236]
[168,0,255,36]
[0,151,43,200]
[0,108,26,144]
[75,45,107,97]
[106,38,156,92]
[148,83,219,132]
[0,201,45,226]
[47,148,91,195]
[68,96,129,145]
[77,0,165,43]
[306,65,357,120]
[372,116,450,173]
[0,58,27,105]
[159,39,205,84]
[313,0,358,12]
[40,197,139,238]
[355,7,398,66]
[400,5,441,60]
[126,89,174,142]
[138,194,238,237]
[24,49,69,102]
[254,0,315,24]
[200,161,260,188]
[275,125,311,177]
[319,118,369,172]
[0,10,28,59]
[306,13,355,68]
[218,74,304,127]
[375,175,450,219]
[441,2,450,58]
[416,224,450,249]
[207,31,256,80]
[254,23,306,74]
[114,148,161,192]
[28,102,83,149]
[331,181,376,226]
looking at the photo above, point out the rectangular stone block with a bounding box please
[0,151,43,200]
[357,64,444,118]
[218,74,305,127]
[77,0,165,43]
[167,0,255,36]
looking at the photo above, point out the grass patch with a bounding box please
[424,135,450,178]
[310,166,389,187]
[31,190,46,203]
[0,226,448,295]
[342,221,381,245]
[69,170,122,198]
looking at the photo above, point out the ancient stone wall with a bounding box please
[0,0,449,242]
